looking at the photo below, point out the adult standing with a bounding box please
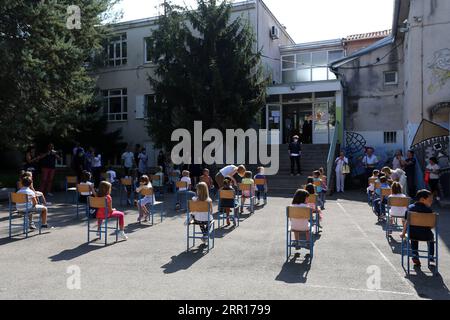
[72,146,86,181]
[138,148,148,177]
[392,150,405,170]
[288,135,302,176]
[362,147,378,186]
[121,146,135,177]
[403,150,417,198]
[335,151,349,193]
[215,165,246,189]
[40,143,61,197]
[91,148,102,188]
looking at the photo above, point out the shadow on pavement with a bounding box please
[161,247,208,274]
[406,270,450,300]
[49,242,115,261]
[275,253,311,284]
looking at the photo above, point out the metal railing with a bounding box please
[326,122,339,195]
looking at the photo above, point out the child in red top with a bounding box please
[96,181,128,240]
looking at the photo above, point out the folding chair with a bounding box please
[150,175,165,201]
[385,196,410,237]
[306,193,321,233]
[254,178,268,205]
[187,200,215,252]
[286,206,314,261]
[401,211,439,275]
[377,188,392,221]
[238,183,255,214]
[217,189,240,227]
[138,187,164,225]
[87,196,119,246]
[175,181,189,211]
[9,192,42,238]
[65,176,78,203]
[367,177,377,205]
[119,177,134,206]
[76,184,91,219]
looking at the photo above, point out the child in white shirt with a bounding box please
[17,176,49,229]
[135,175,154,222]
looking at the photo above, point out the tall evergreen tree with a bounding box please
[0,0,120,150]
[147,0,267,149]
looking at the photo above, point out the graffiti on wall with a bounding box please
[428,48,450,94]
[344,131,397,177]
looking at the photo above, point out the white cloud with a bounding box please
[116,0,394,43]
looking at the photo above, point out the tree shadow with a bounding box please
[406,268,450,300]
[49,241,117,262]
[161,247,208,274]
[275,253,312,284]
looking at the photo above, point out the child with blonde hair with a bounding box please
[240,171,255,213]
[188,182,213,242]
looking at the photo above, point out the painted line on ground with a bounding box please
[300,283,415,296]
[336,202,417,295]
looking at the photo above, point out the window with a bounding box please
[144,37,154,63]
[145,94,156,118]
[384,131,397,144]
[103,89,128,121]
[384,71,398,85]
[281,49,344,83]
[107,33,127,67]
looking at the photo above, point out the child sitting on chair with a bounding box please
[373,176,390,217]
[305,183,323,225]
[254,167,267,205]
[175,170,195,210]
[367,169,380,204]
[188,182,213,243]
[79,170,96,199]
[19,171,50,206]
[200,168,215,199]
[290,189,311,244]
[387,182,408,235]
[313,171,324,210]
[219,178,236,226]
[17,176,49,229]
[240,171,255,213]
[135,175,154,222]
[96,181,128,240]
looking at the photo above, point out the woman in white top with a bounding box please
[90,148,102,188]
[215,165,246,188]
[392,150,405,170]
[188,182,213,242]
[335,151,349,193]
[426,157,441,201]
[387,182,408,235]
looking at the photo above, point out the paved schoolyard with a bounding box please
[0,190,449,300]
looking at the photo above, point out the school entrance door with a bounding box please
[283,104,313,144]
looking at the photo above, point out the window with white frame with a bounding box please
[384,131,397,144]
[281,49,344,83]
[384,71,398,85]
[144,37,154,64]
[103,89,128,121]
[107,33,127,67]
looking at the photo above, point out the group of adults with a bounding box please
[72,143,102,187]
[23,143,62,197]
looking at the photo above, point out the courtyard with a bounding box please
[0,191,448,300]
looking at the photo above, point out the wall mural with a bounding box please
[428,48,450,94]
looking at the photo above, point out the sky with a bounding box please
[114,0,395,43]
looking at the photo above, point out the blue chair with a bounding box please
[138,187,164,225]
[367,177,377,205]
[377,188,392,221]
[186,200,215,252]
[9,192,42,238]
[87,196,119,246]
[175,181,189,211]
[286,206,314,261]
[371,181,381,213]
[385,196,410,237]
[76,184,91,219]
[254,178,268,205]
[306,193,320,233]
[401,211,439,275]
[65,176,78,203]
[238,184,255,215]
[217,189,240,228]
[119,177,134,206]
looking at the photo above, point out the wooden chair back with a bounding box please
[188,200,212,213]
[89,197,107,209]
[287,206,311,219]
[408,212,437,228]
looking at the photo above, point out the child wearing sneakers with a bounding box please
[17,176,50,230]
[305,183,323,227]
[254,167,268,205]
[19,171,50,206]
[135,175,154,222]
[240,171,255,213]
[313,171,324,210]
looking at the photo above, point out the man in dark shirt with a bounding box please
[288,135,302,176]
[405,189,435,267]
[403,150,417,198]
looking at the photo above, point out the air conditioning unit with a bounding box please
[270,26,280,40]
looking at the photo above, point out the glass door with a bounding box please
[313,102,331,144]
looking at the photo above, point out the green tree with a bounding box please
[147,0,267,149]
[0,0,120,151]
